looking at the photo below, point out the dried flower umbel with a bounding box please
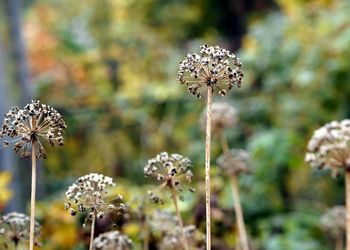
[92,231,133,250]
[0,100,66,159]
[0,100,66,250]
[321,206,346,250]
[306,120,350,250]
[144,152,194,250]
[159,225,205,250]
[178,45,243,249]
[0,212,40,248]
[199,102,238,134]
[217,149,251,177]
[178,45,243,98]
[65,173,126,250]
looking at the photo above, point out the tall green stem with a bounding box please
[205,87,213,249]
[29,141,36,250]
[171,189,189,250]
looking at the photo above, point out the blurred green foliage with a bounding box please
[0,0,350,249]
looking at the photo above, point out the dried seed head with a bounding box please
[217,149,251,176]
[0,100,66,159]
[92,230,133,250]
[159,225,205,250]
[320,206,346,237]
[149,210,178,234]
[178,45,243,98]
[0,212,41,247]
[65,173,126,223]
[199,102,238,134]
[305,120,350,177]
[144,152,194,204]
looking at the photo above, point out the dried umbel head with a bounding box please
[92,231,133,250]
[305,120,350,177]
[159,225,205,250]
[144,152,195,204]
[199,102,238,134]
[65,173,126,226]
[178,45,243,98]
[320,206,346,236]
[149,210,178,234]
[0,100,66,159]
[217,149,251,176]
[0,212,40,247]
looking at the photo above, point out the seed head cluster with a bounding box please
[159,225,205,250]
[178,45,243,98]
[65,173,126,224]
[0,212,41,247]
[199,102,238,134]
[305,120,350,177]
[320,206,346,236]
[217,149,251,176]
[0,100,66,159]
[92,231,133,250]
[144,152,195,204]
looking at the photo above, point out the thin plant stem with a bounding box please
[335,231,343,250]
[89,213,96,250]
[29,140,36,250]
[230,175,249,250]
[205,86,213,250]
[346,171,350,250]
[220,133,249,250]
[171,189,189,250]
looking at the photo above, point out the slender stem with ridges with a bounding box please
[29,140,36,250]
[89,213,96,250]
[220,133,249,250]
[171,189,189,250]
[205,86,213,249]
[346,171,350,250]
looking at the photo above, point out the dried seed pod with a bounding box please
[178,45,243,98]
[217,149,251,176]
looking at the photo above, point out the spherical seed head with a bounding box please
[149,210,178,234]
[178,45,243,98]
[0,100,67,159]
[305,120,350,177]
[0,212,41,247]
[92,231,133,250]
[159,225,205,250]
[199,102,238,134]
[217,149,251,176]
[64,173,125,222]
[144,152,194,204]
[320,206,346,236]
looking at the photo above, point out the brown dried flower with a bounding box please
[320,206,346,236]
[305,120,350,177]
[178,45,243,98]
[92,230,133,250]
[217,149,251,176]
[0,100,66,159]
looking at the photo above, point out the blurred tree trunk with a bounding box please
[0,33,23,211]
[4,0,46,208]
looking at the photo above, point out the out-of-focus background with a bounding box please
[0,0,349,249]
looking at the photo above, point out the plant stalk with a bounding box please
[346,171,350,250]
[335,231,343,250]
[205,86,213,250]
[220,133,249,250]
[171,189,189,250]
[29,141,36,250]
[89,213,96,250]
[143,217,149,250]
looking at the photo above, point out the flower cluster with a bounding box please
[159,225,205,250]
[178,45,243,98]
[217,149,251,176]
[199,102,238,134]
[92,231,133,250]
[0,100,66,159]
[0,212,41,247]
[320,206,346,236]
[305,120,350,176]
[65,173,126,225]
[149,210,178,234]
[144,152,195,204]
